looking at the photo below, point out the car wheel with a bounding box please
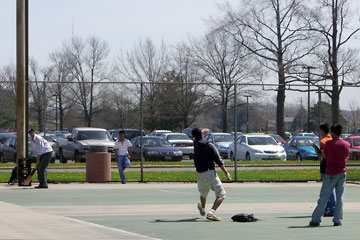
[246,152,251,161]
[189,154,194,159]
[352,153,357,160]
[296,153,302,161]
[0,154,4,163]
[74,151,83,162]
[59,149,67,163]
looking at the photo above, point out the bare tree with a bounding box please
[48,50,72,131]
[221,0,317,137]
[164,43,207,129]
[303,0,360,124]
[64,36,110,127]
[28,59,52,131]
[190,29,257,132]
[117,38,168,130]
[0,64,17,129]
[349,100,360,132]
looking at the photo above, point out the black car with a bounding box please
[131,136,183,161]
[111,129,145,141]
[0,136,37,163]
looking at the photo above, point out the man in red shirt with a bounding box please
[309,124,349,227]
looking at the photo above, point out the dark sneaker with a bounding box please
[206,213,222,221]
[309,221,320,227]
[197,203,205,216]
[121,181,127,184]
[334,222,342,227]
[35,185,48,189]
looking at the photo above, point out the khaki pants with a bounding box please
[197,170,226,199]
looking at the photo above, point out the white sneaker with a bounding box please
[206,213,222,221]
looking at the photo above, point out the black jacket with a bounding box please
[193,139,224,172]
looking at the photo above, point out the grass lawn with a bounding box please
[1,169,360,183]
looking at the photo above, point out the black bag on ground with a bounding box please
[231,213,258,222]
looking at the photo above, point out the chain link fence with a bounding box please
[1,80,360,182]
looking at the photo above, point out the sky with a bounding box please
[0,0,359,112]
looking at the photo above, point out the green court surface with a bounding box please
[0,182,359,240]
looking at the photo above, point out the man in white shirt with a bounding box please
[114,130,133,184]
[29,129,55,188]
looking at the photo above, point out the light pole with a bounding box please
[304,66,317,132]
[52,95,58,131]
[245,94,251,133]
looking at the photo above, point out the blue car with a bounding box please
[283,136,319,160]
[204,133,234,158]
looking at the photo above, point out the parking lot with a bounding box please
[1,182,360,240]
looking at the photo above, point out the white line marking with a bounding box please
[64,216,162,240]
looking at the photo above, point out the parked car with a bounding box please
[354,128,360,136]
[283,136,319,160]
[54,131,70,139]
[53,133,71,158]
[162,133,194,159]
[182,128,212,138]
[270,134,286,145]
[58,127,115,163]
[39,133,57,148]
[295,132,317,138]
[228,134,287,161]
[149,130,172,137]
[131,136,183,161]
[0,133,15,148]
[0,135,38,163]
[285,132,293,140]
[344,136,360,160]
[204,133,233,158]
[111,129,145,141]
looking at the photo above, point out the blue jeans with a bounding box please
[117,155,130,182]
[321,174,336,215]
[37,151,54,187]
[312,172,346,224]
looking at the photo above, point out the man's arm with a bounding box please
[219,164,231,181]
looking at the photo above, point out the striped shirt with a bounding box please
[114,139,132,155]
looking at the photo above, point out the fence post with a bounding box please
[140,82,144,182]
[233,84,238,182]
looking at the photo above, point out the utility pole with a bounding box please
[245,94,251,133]
[304,66,317,133]
[16,0,26,164]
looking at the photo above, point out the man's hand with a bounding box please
[225,172,232,181]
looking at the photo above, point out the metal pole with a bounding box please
[318,87,321,126]
[42,79,47,136]
[25,0,29,159]
[233,85,237,182]
[307,67,311,132]
[245,95,251,133]
[16,0,27,185]
[55,95,58,131]
[140,82,144,182]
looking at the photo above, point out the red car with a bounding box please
[270,134,286,145]
[345,136,360,160]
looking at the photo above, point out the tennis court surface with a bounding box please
[0,182,359,240]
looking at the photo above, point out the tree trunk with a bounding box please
[332,84,340,124]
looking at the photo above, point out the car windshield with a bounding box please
[143,138,171,147]
[248,137,277,145]
[297,138,314,147]
[353,138,360,146]
[77,131,112,141]
[213,135,233,142]
[167,134,190,140]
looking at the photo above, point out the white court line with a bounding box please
[65,216,162,240]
